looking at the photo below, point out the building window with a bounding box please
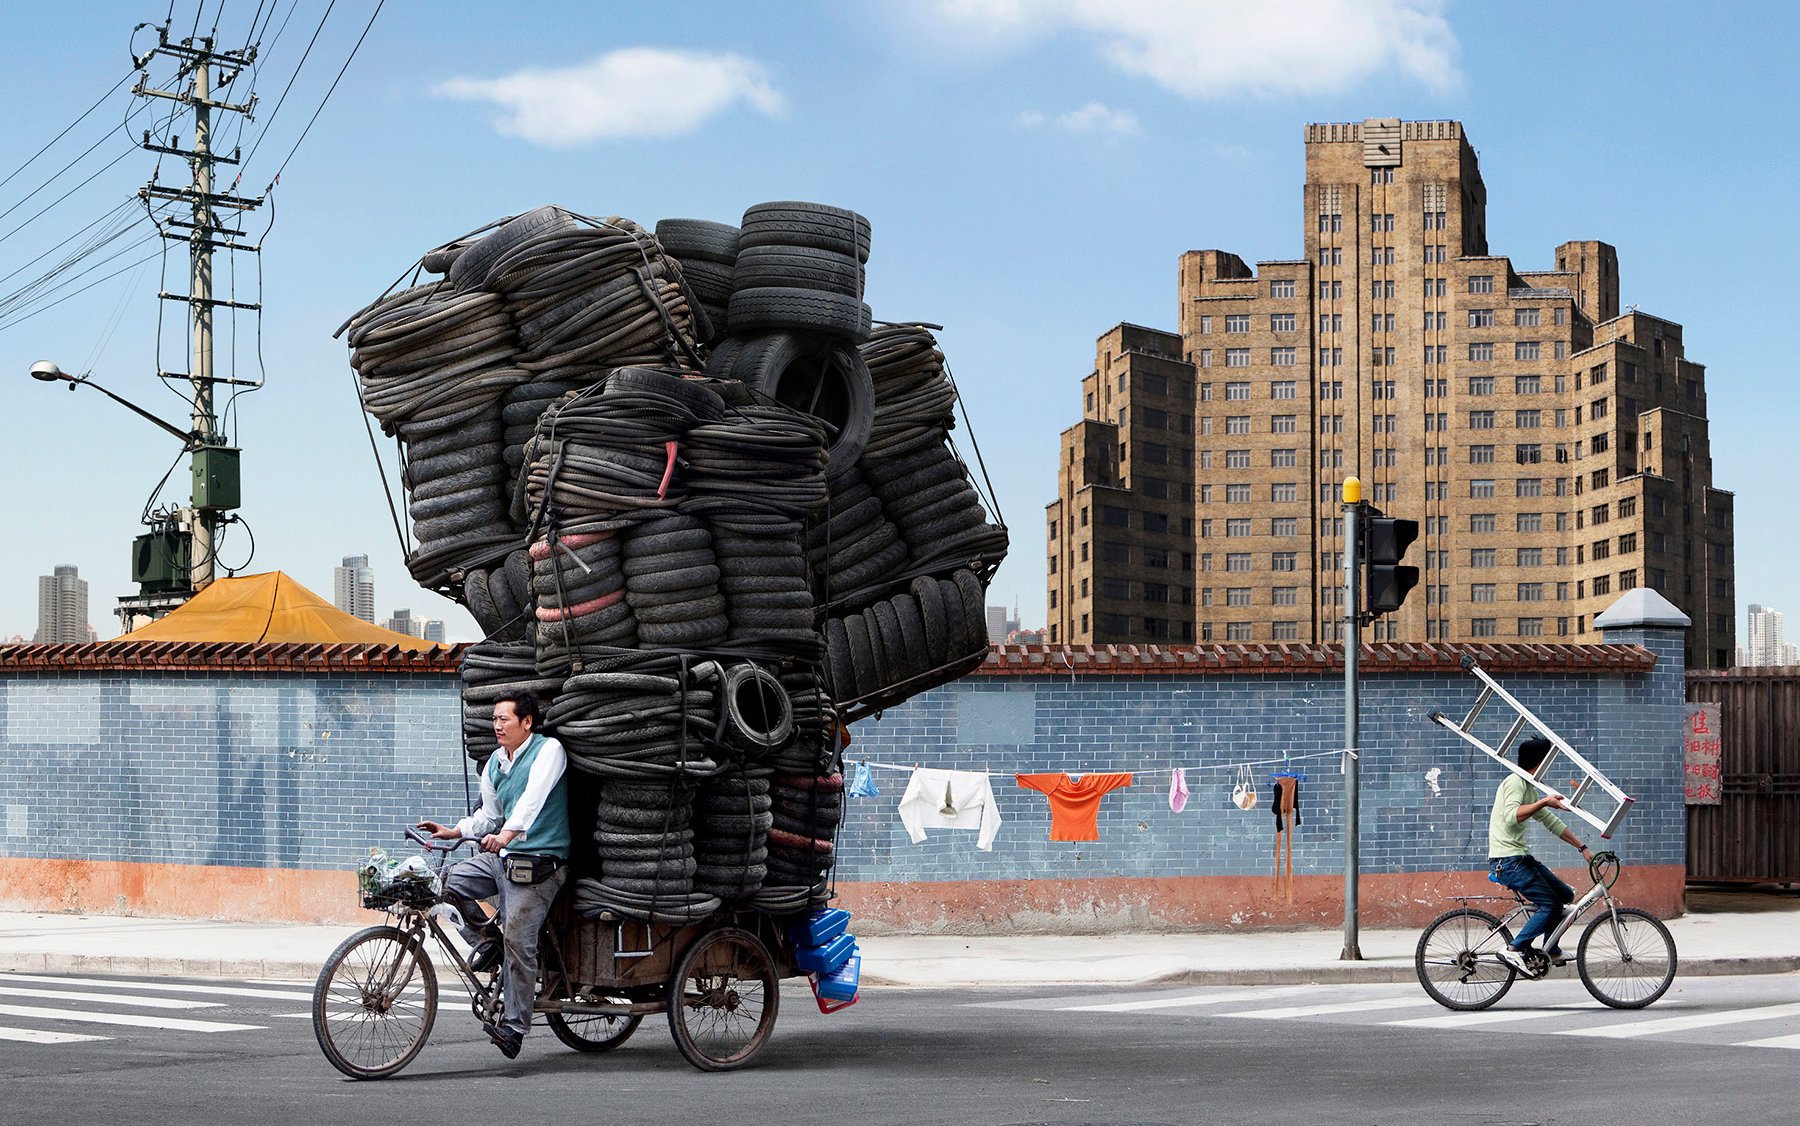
[1225,314,1251,333]
[1271,380,1296,399]
[1468,309,1495,328]
[1516,513,1543,533]
[1319,212,1342,232]
[1471,583,1497,602]
[1271,415,1297,433]
[1518,618,1544,638]
[1515,375,1541,394]
[1225,348,1251,367]
[1469,410,1495,430]
[1515,444,1542,464]
[1318,247,1342,266]
[1272,483,1298,503]
[1270,280,1296,299]
[1518,547,1543,567]
[1269,621,1298,641]
[1469,445,1495,465]
[1514,308,1541,327]
[1469,274,1494,294]
[1471,618,1498,638]
[1593,575,1612,596]
[1225,449,1251,469]
[1619,533,1638,554]
[1271,448,1298,467]
[1226,553,1252,572]
[1225,381,1251,400]
[1226,415,1251,435]
[1470,513,1496,533]
[1319,347,1343,366]
[1471,549,1498,569]
[1518,583,1544,602]
[1199,316,1213,334]
[1271,551,1298,572]
[1271,517,1298,537]
[1470,479,1496,498]
[1199,349,1212,368]
[1225,622,1253,641]
[1226,587,1252,606]
[1468,343,1494,362]
[1516,410,1541,429]
[1226,518,1252,537]
[1468,376,1495,395]
[1225,483,1251,503]
[1271,347,1296,366]
[1372,168,1395,184]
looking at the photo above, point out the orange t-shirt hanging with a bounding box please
[1014,773,1135,841]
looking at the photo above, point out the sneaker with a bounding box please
[1546,946,1570,966]
[484,1021,523,1059]
[1496,946,1533,974]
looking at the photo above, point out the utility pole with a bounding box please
[126,23,263,616]
[1341,476,1362,961]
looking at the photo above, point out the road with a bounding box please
[2,968,1796,1124]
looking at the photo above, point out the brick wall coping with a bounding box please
[0,640,1655,679]
[0,641,469,674]
[972,642,1656,677]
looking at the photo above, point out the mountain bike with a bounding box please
[1414,850,1677,1011]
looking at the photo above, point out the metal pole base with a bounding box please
[1339,942,1363,961]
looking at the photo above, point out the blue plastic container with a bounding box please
[789,907,850,948]
[794,932,857,974]
[815,946,861,1003]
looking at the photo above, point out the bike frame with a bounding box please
[1452,865,1625,970]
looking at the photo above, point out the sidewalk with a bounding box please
[1,889,1794,988]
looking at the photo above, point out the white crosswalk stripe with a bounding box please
[0,1026,109,1044]
[0,1002,263,1033]
[0,985,222,1010]
[1557,1000,1800,1040]
[1060,987,1310,1013]
[1387,1001,1606,1029]
[1222,996,1440,1020]
[0,973,313,1002]
[1736,1032,1800,1050]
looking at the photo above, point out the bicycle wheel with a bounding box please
[665,926,780,1071]
[1415,907,1518,1011]
[313,924,439,1079]
[1577,906,1677,1009]
[546,1005,643,1052]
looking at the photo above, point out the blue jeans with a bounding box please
[1490,854,1574,950]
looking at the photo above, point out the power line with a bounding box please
[235,0,338,178]
[262,0,384,189]
[0,71,135,196]
[0,98,154,229]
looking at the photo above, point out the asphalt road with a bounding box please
[2,969,1797,1124]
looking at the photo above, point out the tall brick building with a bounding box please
[1046,119,1736,669]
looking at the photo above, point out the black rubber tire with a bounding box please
[312,925,438,1080]
[638,616,730,648]
[733,245,863,297]
[680,259,736,305]
[889,593,929,673]
[844,612,877,698]
[545,1007,642,1053]
[824,616,855,701]
[666,926,780,1072]
[727,286,872,341]
[912,576,950,662]
[740,201,871,262]
[449,205,572,291]
[1414,908,1517,1011]
[655,218,741,264]
[625,565,721,595]
[623,548,715,576]
[631,593,728,624]
[1577,907,1677,1009]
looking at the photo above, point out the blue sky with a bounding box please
[2,1,1795,644]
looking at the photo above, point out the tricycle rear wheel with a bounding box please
[666,925,779,1071]
[546,1005,642,1052]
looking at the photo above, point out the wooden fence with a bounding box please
[1686,667,1800,883]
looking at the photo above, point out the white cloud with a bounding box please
[434,48,785,147]
[1056,102,1139,134]
[928,0,1461,98]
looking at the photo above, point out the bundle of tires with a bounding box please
[349,198,1009,929]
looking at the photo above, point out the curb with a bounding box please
[1,954,319,982]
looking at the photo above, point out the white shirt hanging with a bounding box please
[897,768,1003,851]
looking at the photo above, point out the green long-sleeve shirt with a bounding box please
[1488,773,1567,858]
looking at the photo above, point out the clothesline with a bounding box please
[856,748,1348,778]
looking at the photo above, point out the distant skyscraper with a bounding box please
[1745,604,1786,666]
[384,609,418,637]
[422,619,446,643]
[335,555,375,623]
[34,564,90,644]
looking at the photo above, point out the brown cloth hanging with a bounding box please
[1272,776,1300,904]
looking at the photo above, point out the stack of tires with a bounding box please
[346,198,1006,925]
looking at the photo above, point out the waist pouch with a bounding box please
[503,854,562,886]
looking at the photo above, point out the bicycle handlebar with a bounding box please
[1588,849,1621,888]
[405,826,473,852]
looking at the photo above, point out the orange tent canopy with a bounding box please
[110,571,444,648]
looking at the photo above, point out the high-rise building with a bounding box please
[1744,604,1792,667]
[421,619,446,644]
[334,555,375,623]
[34,564,90,644]
[1048,118,1736,668]
[384,609,417,637]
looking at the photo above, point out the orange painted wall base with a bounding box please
[0,857,1686,933]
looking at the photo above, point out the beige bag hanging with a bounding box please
[1232,765,1260,810]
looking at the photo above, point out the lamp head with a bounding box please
[29,361,64,382]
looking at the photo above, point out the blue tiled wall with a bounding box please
[0,629,1687,885]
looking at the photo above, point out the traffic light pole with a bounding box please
[1341,481,1362,961]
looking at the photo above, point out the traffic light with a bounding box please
[1363,515,1420,615]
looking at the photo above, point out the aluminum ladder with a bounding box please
[1428,655,1635,839]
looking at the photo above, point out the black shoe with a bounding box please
[484,1021,523,1059]
[469,938,503,974]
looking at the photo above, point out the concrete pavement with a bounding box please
[0,887,1793,987]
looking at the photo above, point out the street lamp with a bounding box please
[27,361,241,628]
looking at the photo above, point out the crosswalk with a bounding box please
[973,976,1800,1053]
[0,972,313,1049]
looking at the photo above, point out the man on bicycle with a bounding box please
[418,690,569,1059]
[1490,735,1594,975]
